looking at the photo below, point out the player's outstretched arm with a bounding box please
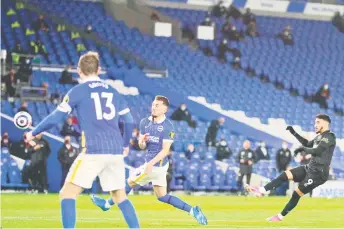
[28,88,80,140]
[295,134,335,156]
[31,109,69,137]
[286,126,312,147]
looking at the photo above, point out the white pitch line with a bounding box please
[3,216,343,228]
[2,216,230,222]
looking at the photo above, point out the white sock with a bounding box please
[259,187,267,194]
[189,207,194,215]
[277,214,284,220]
[104,200,111,209]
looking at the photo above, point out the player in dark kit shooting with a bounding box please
[245,114,336,221]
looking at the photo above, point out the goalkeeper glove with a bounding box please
[286,126,296,135]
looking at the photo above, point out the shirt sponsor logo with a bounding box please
[148,136,160,143]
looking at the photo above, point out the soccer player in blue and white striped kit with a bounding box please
[91,96,208,225]
[25,52,140,228]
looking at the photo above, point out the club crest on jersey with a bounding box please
[157,126,164,132]
[321,138,329,143]
[169,131,175,139]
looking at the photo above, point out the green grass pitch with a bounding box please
[1,194,344,228]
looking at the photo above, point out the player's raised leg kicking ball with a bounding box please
[245,114,336,222]
[91,96,208,225]
[26,52,140,228]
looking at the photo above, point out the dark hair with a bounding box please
[316,114,331,124]
[155,95,169,107]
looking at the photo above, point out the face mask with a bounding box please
[282,144,288,150]
[188,145,194,151]
[261,143,266,148]
[181,106,186,111]
[324,85,329,90]
[220,140,227,146]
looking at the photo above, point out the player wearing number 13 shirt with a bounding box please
[25,52,139,229]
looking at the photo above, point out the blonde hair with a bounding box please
[78,51,100,76]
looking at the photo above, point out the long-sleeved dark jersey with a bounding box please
[294,130,336,180]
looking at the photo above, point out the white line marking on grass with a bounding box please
[3,217,342,228]
[3,216,230,222]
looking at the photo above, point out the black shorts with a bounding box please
[290,166,326,195]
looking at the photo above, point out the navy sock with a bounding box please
[281,191,301,216]
[118,199,140,228]
[264,172,288,191]
[158,194,192,213]
[61,199,76,228]
[108,180,132,206]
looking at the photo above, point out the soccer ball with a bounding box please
[13,111,32,129]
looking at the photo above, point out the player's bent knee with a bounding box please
[59,182,82,199]
[59,188,76,200]
[153,185,167,198]
[295,187,304,197]
[110,189,127,204]
[155,192,166,199]
[285,170,293,180]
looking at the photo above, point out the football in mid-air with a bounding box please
[13,111,32,130]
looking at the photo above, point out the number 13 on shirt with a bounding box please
[91,92,116,120]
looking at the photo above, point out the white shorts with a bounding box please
[129,163,169,187]
[66,152,125,192]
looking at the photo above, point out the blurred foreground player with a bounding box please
[246,114,336,222]
[91,96,208,225]
[25,51,139,228]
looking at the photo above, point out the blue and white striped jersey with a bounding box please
[139,116,175,166]
[58,77,130,155]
